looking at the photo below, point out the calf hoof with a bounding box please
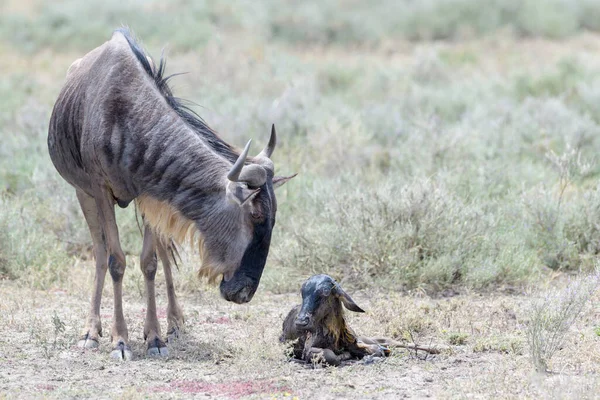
[77,333,99,349]
[110,340,133,361]
[362,355,385,365]
[380,345,391,357]
[147,338,169,357]
[371,345,390,357]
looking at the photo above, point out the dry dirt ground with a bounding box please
[1,264,600,400]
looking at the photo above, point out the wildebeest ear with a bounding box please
[226,182,261,206]
[273,173,297,189]
[334,284,365,313]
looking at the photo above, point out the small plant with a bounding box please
[28,312,71,359]
[52,312,66,349]
[447,332,468,346]
[523,147,596,271]
[473,336,524,355]
[526,272,600,373]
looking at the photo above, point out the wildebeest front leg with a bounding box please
[157,242,184,340]
[95,187,132,361]
[140,225,168,357]
[76,190,108,349]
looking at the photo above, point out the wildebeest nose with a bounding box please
[230,286,253,304]
[295,316,309,326]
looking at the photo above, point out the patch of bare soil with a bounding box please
[1,276,600,399]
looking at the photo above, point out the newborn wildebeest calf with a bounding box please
[280,274,396,366]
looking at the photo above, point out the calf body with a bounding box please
[280,275,390,366]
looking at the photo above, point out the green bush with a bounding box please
[4,1,600,294]
[0,193,73,287]
[527,273,599,372]
[3,0,600,54]
[275,179,540,291]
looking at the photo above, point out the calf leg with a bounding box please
[356,338,391,357]
[140,226,168,357]
[76,190,108,349]
[94,186,131,361]
[304,347,343,367]
[157,242,184,340]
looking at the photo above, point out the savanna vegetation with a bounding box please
[2,0,600,398]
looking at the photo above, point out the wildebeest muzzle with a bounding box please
[219,218,272,304]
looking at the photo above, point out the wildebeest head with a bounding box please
[213,125,296,304]
[294,274,364,331]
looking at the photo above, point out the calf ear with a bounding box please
[334,284,365,313]
[273,173,297,189]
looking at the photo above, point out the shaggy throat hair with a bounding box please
[136,195,231,283]
[323,307,356,348]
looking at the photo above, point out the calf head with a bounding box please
[294,274,364,331]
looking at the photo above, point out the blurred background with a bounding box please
[3,0,600,295]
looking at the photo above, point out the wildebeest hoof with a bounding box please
[147,346,168,357]
[147,338,168,357]
[77,333,99,349]
[110,340,133,361]
[166,327,180,343]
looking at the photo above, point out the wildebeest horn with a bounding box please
[258,124,277,159]
[227,139,252,182]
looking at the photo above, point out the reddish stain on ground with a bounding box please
[151,379,287,398]
[36,384,56,391]
[199,316,232,324]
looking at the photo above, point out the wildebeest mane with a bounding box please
[116,27,239,164]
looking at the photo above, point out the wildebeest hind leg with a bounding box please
[140,225,168,357]
[157,241,184,341]
[94,186,132,361]
[75,190,108,349]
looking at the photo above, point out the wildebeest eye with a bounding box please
[250,209,263,222]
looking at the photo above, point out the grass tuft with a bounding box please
[526,272,600,372]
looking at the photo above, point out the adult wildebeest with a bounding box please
[281,275,440,366]
[48,28,295,360]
